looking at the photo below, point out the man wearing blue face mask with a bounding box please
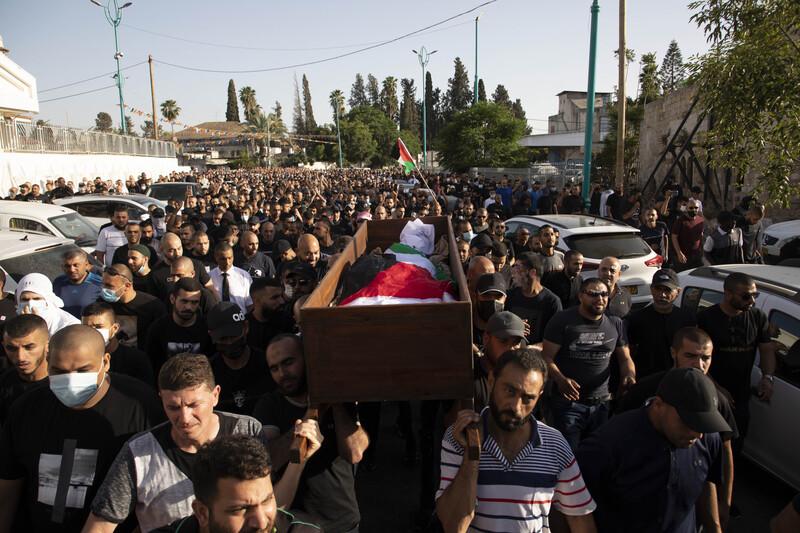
[100,264,167,352]
[0,324,163,532]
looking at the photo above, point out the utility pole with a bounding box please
[581,0,600,209]
[149,55,158,140]
[413,47,437,170]
[616,0,627,187]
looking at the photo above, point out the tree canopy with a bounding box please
[226,79,240,122]
[95,112,113,133]
[660,40,686,93]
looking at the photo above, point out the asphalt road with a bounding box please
[354,402,797,533]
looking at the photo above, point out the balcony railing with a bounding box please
[0,120,176,158]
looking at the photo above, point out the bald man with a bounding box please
[296,233,328,280]
[598,256,631,319]
[234,231,276,280]
[0,325,162,532]
[147,233,217,302]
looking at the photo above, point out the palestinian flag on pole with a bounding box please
[397,138,415,175]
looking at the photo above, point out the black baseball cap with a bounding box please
[275,240,293,254]
[151,207,165,218]
[207,301,247,343]
[476,273,507,296]
[470,233,493,250]
[656,367,731,434]
[485,311,524,339]
[290,262,316,281]
[651,268,679,291]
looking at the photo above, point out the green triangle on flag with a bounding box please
[397,138,415,175]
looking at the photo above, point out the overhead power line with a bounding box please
[154,0,498,74]
[39,85,117,104]
[38,61,147,94]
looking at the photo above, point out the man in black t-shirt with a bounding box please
[235,231,276,280]
[81,302,155,387]
[148,233,218,302]
[255,334,370,533]
[145,278,214,377]
[168,257,219,315]
[542,277,635,451]
[208,302,275,416]
[246,277,289,351]
[506,252,562,348]
[0,315,50,427]
[542,250,584,309]
[101,264,168,352]
[0,325,162,532]
[638,207,670,261]
[697,272,775,448]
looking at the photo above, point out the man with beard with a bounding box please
[152,435,322,533]
[53,249,103,319]
[626,269,696,379]
[638,208,670,262]
[312,218,337,255]
[95,204,129,266]
[542,277,635,452]
[534,225,564,274]
[127,245,152,293]
[671,199,705,272]
[139,220,160,254]
[148,233,217,303]
[543,250,584,309]
[0,315,50,427]
[112,222,157,268]
[168,257,220,315]
[208,302,274,417]
[512,227,531,258]
[506,253,562,348]
[234,231,276,280]
[259,221,277,257]
[246,278,287,351]
[145,278,214,377]
[437,348,597,533]
[255,334,369,533]
[188,231,216,272]
[598,256,631,320]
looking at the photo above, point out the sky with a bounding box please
[2,0,711,134]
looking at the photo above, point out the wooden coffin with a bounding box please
[300,216,473,404]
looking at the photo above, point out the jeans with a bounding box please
[550,396,611,452]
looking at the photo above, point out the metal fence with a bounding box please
[0,120,176,158]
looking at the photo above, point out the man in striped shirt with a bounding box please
[436,348,597,533]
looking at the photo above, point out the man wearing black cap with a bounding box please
[626,268,696,379]
[473,311,525,410]
[577,367,729,533]
[468,233,494,260]
[207,302,275,416]
[473,273,508,339]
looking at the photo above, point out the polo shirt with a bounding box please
[576,407,723,533]
[209,266,253,313]
[437,408,595,533]
[52,272,103,318]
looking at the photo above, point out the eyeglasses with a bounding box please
[736,291,760,300]
[286,279,313,287]
[582,289,609,298]
[495,225,506,230]
[104,267,132,282]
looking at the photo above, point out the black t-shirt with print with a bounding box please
[144,314,215,376]
[210,346,275,417]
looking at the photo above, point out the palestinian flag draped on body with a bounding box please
[397,138,415,175]
[339,262,456,307]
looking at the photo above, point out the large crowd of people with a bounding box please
[0,167,797,533]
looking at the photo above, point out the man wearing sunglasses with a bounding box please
[542,277,635,452]
[671,199,705,272]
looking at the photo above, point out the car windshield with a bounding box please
[146,184,197,201]
[564,233,652,259]
[48,213,99,246]
[0,243,102,286]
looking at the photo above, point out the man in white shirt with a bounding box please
[95,204,129,266]
[599,185,614,218]
[209,243,253,313]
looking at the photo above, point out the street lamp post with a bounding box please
[335,100,343,168]
[413,47,437,170]
[474,12,483,105]
[90,0,132,134]
[581,0,600,209]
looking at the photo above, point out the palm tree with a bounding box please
[329,89,345,123]
[248,111,287,167]
[239,86,257,124]
[160,99,181,135]
[380,76,398,121]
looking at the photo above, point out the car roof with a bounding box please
[681,265,800,302]
[507,214,640,234]
[0,229,74,257]
[149,181,196,186]
[0,200,77,217]
[55,194,165,207]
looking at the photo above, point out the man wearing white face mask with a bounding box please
[0,324,163,532]
[15,272,80,336]
[81,302,154,387]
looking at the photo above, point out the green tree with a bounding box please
[249,111,287,165]
[366,74,380,107]
[141,120,164,139]
[226,79,240,122]
[425,71,443,141]
[119,116,136,136]
[302,74,317,132]
[292,74,305,135]
[660,40,686,94]
[445,57,473,117]
[239,86,258,124]
[380,76,399,122]
[511,99,532,135]
[160,99,181,135]
[477,79,487,102]
[340,119,377,165]
[638,52,661,105]
[688,0,800,206]
[273,101,283,122]
[593,97,645,182]
[436,101,529,173]
[349,73,369,108]
[491,84,512,109]
[95,112,113,132]
[346,106,404,167]
[399,78,420,137]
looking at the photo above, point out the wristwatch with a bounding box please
[762,374,774,383]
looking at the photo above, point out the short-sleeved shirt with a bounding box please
[96,226,127,266]
[544,307,627,398]
[144,314,214,376]
[53,272,103,319]
[672,215,705,256]
[697,304,771,403]
[437,408,595,532]
[0,370,47,427]
[210,347,275,417]
[576,407,723,533]
[0,374,163,532]
[534,250,564,273]
[638,221,670,257]
[606,286,632,320]
[504,286,562,345]
[234,250,276,279]
[542,270,581,310]
[626,305,697,379]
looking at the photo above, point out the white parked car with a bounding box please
[676,264,800,490]
[762,220,800,264]
[504,214,663,306]
[0,200,99,253]
[54,194,166,227]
